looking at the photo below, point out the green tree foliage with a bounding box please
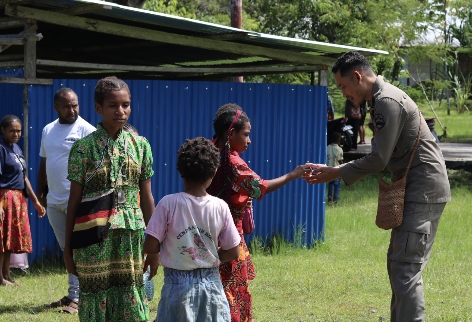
[143,0,471,85]
[448,0,472,51]
[143,0,259,29]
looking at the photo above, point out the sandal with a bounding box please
[62,300,79,314]
[45,296,72,308]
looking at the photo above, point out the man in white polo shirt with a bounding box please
[37,88,95,314]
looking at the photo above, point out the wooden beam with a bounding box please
[0,54,23,60]
[0,60,23,67]
[0,19,27,29]
[37,59,323,74]
[55,4,112,16]
[0,33,42,40]
[0,77,52,84]
[5,5,335,66]
[0,22,36,53]
[73,41,152,53]
[0,0,35,7]
[0,37,24,45]
[206,33,258,41]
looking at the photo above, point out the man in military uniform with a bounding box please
[305,51,450,321]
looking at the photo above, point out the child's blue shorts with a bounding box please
[155,267,230,322]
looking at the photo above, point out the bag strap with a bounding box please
[376,108,422,182]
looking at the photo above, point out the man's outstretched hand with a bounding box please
[303,163,341,184]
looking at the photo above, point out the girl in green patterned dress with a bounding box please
[64,77,158,322]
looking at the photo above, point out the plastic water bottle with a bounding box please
[143,266,155,301]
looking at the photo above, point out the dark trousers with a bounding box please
[387,202,446,322]
[327,178,341,202]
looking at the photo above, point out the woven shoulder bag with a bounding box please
[375,111,422,230]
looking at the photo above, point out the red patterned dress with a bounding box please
[0,189,31,253]
[0,140,32,254]
[217,150,268,322]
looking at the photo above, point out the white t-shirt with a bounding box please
[39,116,95,204]
[145,192,241,270]
[327,144,343,167]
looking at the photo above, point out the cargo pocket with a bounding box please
[389,226,430,264]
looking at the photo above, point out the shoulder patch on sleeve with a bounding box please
[374,114,386,131]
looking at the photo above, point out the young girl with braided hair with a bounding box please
[207,103,307,322]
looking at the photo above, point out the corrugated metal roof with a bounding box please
[23,0,388,56]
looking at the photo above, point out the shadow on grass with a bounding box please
[11,251,67,278]
[0,303,54,315]
[440,136,472,143]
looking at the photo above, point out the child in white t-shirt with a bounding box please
[144,137,240,322]
[326,132,344,203]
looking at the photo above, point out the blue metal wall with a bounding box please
[0,68,24,142]
[7,77,327,262]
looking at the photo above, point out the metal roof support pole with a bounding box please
[22,21,36,171]
[318,69,328,87]
[230,0,243,83]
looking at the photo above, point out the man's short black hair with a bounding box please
[54,88,77,105]
[177,137,220,183]
[331,51,373,77]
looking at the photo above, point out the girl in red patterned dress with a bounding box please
[207,104,306,322]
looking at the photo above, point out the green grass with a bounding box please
[250,172,472,321]
[418,100,472,143]
[1,171,471,321]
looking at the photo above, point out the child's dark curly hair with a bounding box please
[213,103,249,141]
[94,76,130,105]
[177,137,220,183]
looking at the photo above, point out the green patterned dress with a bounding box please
[67,123,154,322]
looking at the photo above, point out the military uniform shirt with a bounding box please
[339,76,450,203]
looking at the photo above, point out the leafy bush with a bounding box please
[404,86,425,102]
[451,73,471,113]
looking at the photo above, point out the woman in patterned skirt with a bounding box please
[1,115,45,286]
[63,77,158,321]
[207,104,306,322]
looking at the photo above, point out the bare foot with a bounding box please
[1,279,19,286]
[5,276,19,285]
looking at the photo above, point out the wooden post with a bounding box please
[22,83,28,177]
[22,22,36,172]
[230,0,243,83]
[23,22,36,78]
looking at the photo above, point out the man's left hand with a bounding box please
[304,163,341,184]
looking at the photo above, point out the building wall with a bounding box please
[6,77,327,262]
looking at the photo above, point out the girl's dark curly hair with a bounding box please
[207,103,249,204]
[94,76,130,105]
[177,137,220,183]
